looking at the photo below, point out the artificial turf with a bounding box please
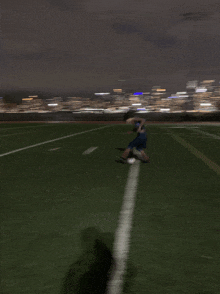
[0,123,219,293]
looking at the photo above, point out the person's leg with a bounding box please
[117,138,141,163]
[135,137,149,162]
[121,148,132,160]
[140,150,150,162]
[120,137,141,160]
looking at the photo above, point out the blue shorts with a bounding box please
[127,136,147,151]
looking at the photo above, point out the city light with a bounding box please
[136,109,149,113]
[1,79,219,114]
[113,89,122,93]
[133,92,143,95]
[160,108,170,112]
[202,80,215,84]
[95,93,110,95]
[186,80,198,89]
[196,87,207,93]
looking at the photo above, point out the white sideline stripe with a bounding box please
[83,147,98,155]
[107,160,140,294]
[187,128,220,140]
[0,125,110,158]
[0,131,34,137]
[167,126,186,128]
[0,124,53,132]
[168,131,220,176]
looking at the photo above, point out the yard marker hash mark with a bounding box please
[107,160,140,294]
[83,147,98,155]
[0,125,111,158]
[168,131,220,176]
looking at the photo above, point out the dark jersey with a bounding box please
[134,122,146,139]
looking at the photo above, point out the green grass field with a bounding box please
[1,122,220,294]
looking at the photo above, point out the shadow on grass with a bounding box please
[115,147,126,152]
[115,147,134,158]
[60,227,137,294]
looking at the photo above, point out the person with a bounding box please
[117,116,150,164]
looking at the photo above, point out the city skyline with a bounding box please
[1,78,219,106]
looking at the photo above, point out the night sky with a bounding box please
[1,0,220,95]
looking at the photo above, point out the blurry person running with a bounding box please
[118,116,150,164]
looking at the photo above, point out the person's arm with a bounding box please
[126,117,145,133]
[134,117,145,128]
[132,117,146,132]
[126,118,136,133]
[126,117,145,125]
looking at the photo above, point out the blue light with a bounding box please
[133,92,143,95]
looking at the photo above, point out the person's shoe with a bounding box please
[142,157,150,163]
[115,157,127,164]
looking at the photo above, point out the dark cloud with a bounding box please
[1,0,220,94]
[112,21,179,48]
[188,34,220,70]
[112,23,140,34]
[46,0,82,12]
[180,12,211,21]
[7,49,73,62]
[142,31,178,48]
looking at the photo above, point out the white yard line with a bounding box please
[0,125,111,158]
[186,128,220,140]
[168,131,220,176]
[82,147,98,155]
[107,160,140,294]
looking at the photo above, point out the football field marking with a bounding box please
[107,160,140,294]
[82,147,98,155]
[49,147,61,151]
[168,131,220,176]
[186,127,220,140]
[0,124,56,137]
[0,131,35,137]
[0,125,111,158]
[0,124,54,132]
[167,126,186,128]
